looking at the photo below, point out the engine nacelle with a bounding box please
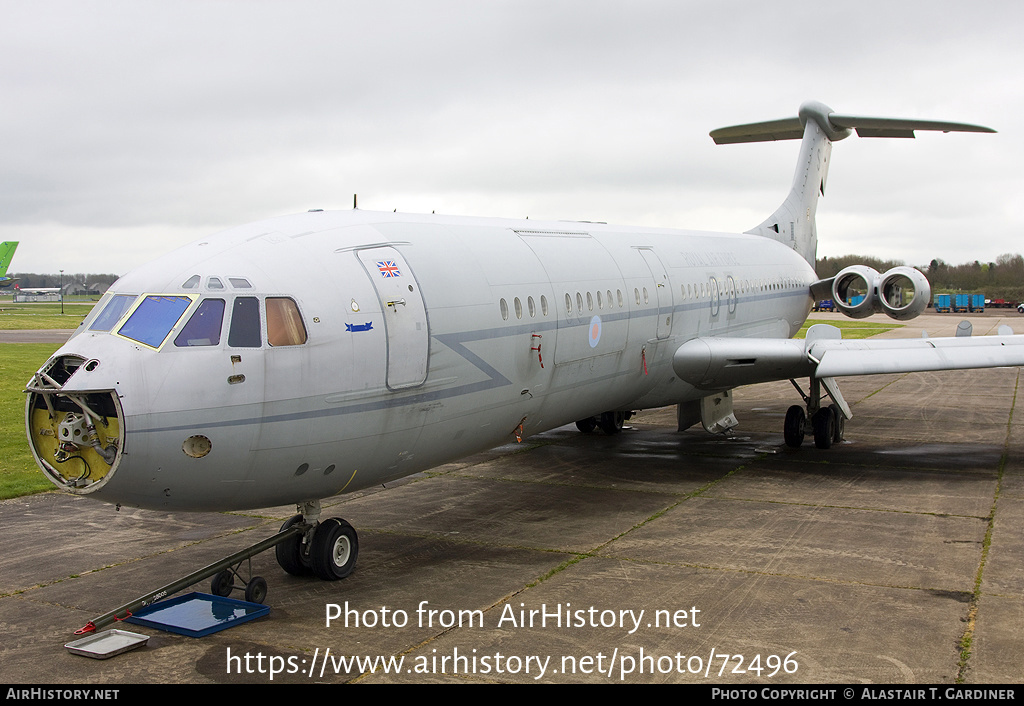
[877,266,930,321]
[832,265,878,319]
[830,265,931,322]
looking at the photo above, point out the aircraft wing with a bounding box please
[808,335,1024,377]
[672,329,1024,393]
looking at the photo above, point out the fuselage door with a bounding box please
[637,248,673,339]
[709,276,721,319]
[356,247,429,389]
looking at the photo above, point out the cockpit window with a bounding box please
[228,297,261,347]
[174,299,225,347]
[117,295,194,349]
[182,275,200,289]
[267,297,307,346]
[229,278,252,289]
[89,294,138,332]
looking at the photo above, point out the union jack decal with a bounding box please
[376,260,402,278]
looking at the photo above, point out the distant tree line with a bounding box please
[817,253,1024,304]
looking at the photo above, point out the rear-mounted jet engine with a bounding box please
[830,265,931,321]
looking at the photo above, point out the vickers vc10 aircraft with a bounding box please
[26,102,1024,583]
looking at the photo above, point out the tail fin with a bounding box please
[0,242,19,277]
[710,101,995,266]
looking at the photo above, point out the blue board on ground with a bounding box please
[125,592,269,637]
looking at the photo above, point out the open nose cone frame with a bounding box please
[26,354,124,494]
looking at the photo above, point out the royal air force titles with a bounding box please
[326,601,701,634]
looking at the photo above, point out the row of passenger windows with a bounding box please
[680,277,806,300]
[499,295,549,321]
[498,287,640,321]
[566,288,632,315]
[90,293,307,349]
[496,276,806,320]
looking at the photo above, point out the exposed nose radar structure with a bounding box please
[28,354,122,490]
[26,102,1021,584]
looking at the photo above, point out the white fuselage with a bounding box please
[34,209,815,511]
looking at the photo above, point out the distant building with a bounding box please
[70,282,109,296]
[14,292,61,303]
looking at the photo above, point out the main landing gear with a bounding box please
[274,499,359,581]
[575,411,632,435]
[784,377,848,450]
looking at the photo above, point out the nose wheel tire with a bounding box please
[310,518,359,581]
[275,514,312,576]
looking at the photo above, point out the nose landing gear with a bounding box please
[274,500,360,581]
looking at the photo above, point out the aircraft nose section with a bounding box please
[25,353,125,494]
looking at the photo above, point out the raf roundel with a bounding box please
[588,315,602,348]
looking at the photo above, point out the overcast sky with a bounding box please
[3,0,1021,275]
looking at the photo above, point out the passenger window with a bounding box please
[228,297,262,347]
[266,297,308,346]
[174,299,225,347]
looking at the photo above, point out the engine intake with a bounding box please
[830,265,931,321]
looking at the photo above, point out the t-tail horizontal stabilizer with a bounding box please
[710,102,996,144]
[710,101,995,266]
